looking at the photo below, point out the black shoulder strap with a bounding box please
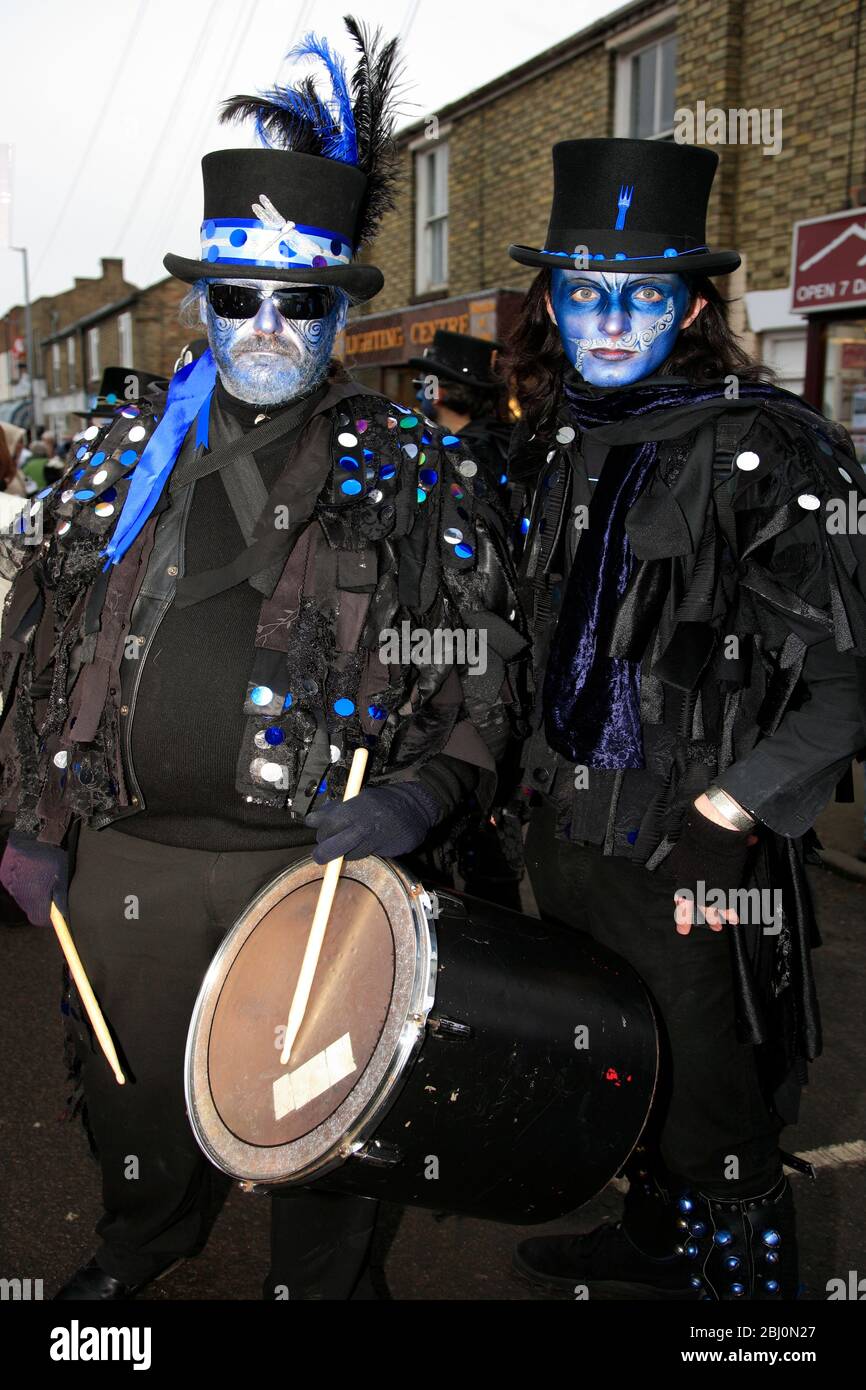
[712,408,761,485]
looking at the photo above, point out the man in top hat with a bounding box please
[410,329,512,489]
[74,366,169,430]
[504,137,866,1300]
[0,19,524,1301]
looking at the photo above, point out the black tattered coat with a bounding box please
[0,371,527,849]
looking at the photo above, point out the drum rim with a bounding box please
[184,854,438,1184]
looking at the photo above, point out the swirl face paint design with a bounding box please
[204,277,347,405]
[550,269,692,386]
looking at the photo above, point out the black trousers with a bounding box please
[65,823,378,1298]
[524,801,783,1198]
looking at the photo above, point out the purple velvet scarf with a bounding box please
[543,377,778,768]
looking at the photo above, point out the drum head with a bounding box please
[185,856,435,1184]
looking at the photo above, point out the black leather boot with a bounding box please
[52,1256,184,1301]
[513,1154,695,1299]
[678,1173,799,1301]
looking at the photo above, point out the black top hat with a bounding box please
[509,138,740,277]
[408,330,504,390]
[75,366,168,418]
[164,19,401,306]
[164,149,383,303]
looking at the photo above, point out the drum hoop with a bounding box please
[184,855,438,1184]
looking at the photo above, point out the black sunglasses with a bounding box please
[207,283,337,321]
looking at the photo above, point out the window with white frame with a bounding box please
[117,310,134,365]
[88,325,100,381]
[613,24,677,140]
[67,335,76,389]
[51,342,61,392]
[415,142,449,294]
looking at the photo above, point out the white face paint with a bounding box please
[203,277,348,406]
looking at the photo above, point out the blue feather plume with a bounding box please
[284,32,358,165]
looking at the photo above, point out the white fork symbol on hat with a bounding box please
[252,193,326,262]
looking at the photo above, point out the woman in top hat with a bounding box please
[0,20,524,1301]
[506,137,866,1300]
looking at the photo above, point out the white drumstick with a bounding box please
[279,746,369,1067]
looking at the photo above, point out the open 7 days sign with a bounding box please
[791,207,866,314]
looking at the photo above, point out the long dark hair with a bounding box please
[502,269,772,434]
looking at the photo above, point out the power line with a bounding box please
[138,0,263,276]
[32,0,150,287]
[111,0,223,256]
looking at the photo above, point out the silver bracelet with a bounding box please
[704,785,757,831]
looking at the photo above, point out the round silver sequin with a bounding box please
[94,502,115,518]
[443,527,463,545]
[254,413,268,424]
[53,750,68,768]
[458,460,478,478]
[254,731,269,750]
[546,450,556,463]
[330,744,340,763]
[57,521,71,536]
[735,451,760,471]
[92,469,108,485]
[61,489,74,503]
[556,426,576,444]
[127,425,146,443]
[83,426,100,441]
[838,467,853,484]
[337,431,358,447]
[797,493,821,510]
[260,761,284,783]
[369,488,383,503]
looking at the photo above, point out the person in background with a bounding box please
[409,330,513,492]
[0,423,27,498]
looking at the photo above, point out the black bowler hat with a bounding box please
[509,138,740,277]
[164,19,401,306]
[75,366,168,419]
[408,330,504,390]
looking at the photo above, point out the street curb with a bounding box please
[814,847,866,885]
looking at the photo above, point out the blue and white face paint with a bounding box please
[203,277,347,405]
[549,269,692,387]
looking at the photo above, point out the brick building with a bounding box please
[350,0,866,456]
[0,261,188,438]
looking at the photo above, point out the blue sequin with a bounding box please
[416,487,426,503]
[421,432,432,445]
[380,463,396,480]
[765,1279,779,1292]
[368,704,386,721]
[725,1256,740,1270]
[729,1282,745,1296]
[283,692,293,709]
[455,543,473,559]
[318,778,328,794]
[626,829,638,845]
[499,473,507,485]
[91,451,106,467]
[106,394,117,405]
[207,245,220,262]
[204,220,216,238]
[341,478,362,495]
[339,455,359,469]
[663,247,678,257]
[230,228,247,247]
[419,468,438,487]
[520,516,530,534]
[678,1197,694,1213]
[120,449,138,466]
[714,1230,733,1246]
[251,686,274,706]
[762,1230,780,1248]
[334,697,355,717]
[102,487,117,502]
[685,1243,698,1258]
[76,447,87,461]
[74,489,95,500]
[442,435,460,447]
[264,727,285,745]
[399,415,418,429]
[36,486,53,499]
[73,468,85,480]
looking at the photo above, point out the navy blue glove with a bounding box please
[305,782,443,864]
[0,829,69,927]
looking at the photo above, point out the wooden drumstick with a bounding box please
[279,745,369,1067]
[49,900,126,1086]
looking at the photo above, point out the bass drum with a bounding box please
[185,855,658,1224]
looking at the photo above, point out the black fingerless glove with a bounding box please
[305,781,444,864]
[661,806,753,897]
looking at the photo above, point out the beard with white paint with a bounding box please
[203,278,347,406]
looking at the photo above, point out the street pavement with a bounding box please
[1,811,864,1302]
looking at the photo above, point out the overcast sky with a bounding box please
[0,0,623,317]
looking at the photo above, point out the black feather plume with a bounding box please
[342,14,404,244]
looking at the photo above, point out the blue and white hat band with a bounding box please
[201,194,353,270]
